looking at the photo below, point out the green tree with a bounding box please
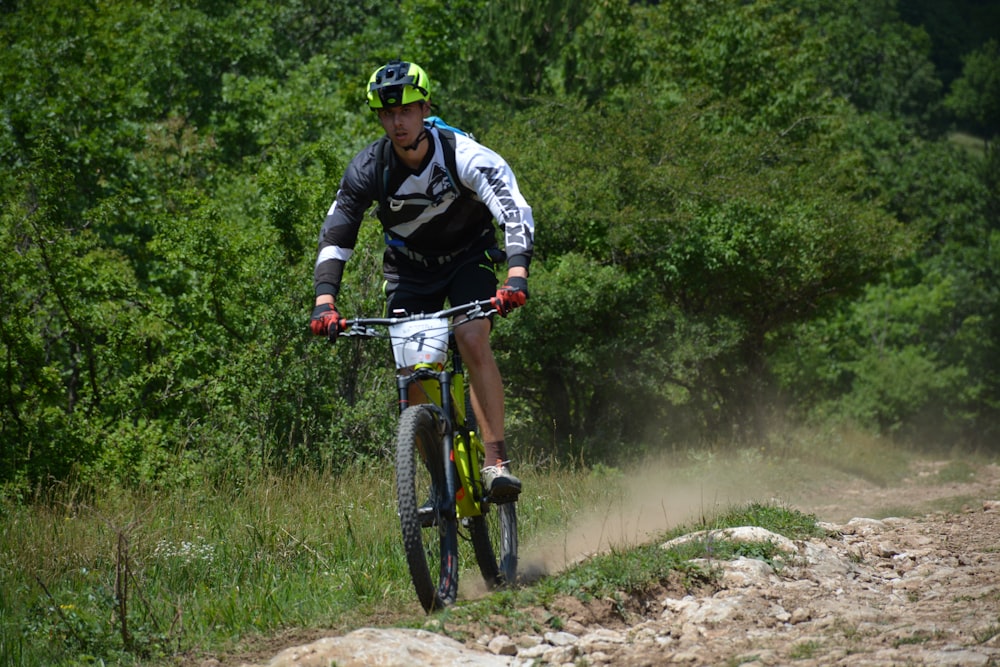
[489,99,908,447]
[636,0,835,131]
[1,0,996,490]
[399,0,645,127]
[771,124,1000,446]
[0,138,149,485]
[795,0,942,130]
[945,39,1000,142]
[633,0,943,134]
[899,0,1000,88]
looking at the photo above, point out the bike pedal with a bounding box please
[486,491,520,505]
[417,505,437,528]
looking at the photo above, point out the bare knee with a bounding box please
[455,320,494,368]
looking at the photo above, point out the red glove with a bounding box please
[310,303,342,338]
[492,277,529,316]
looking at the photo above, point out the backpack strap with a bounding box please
[426,115,476,141]
[373,136,393,225]
[435,127,475,200]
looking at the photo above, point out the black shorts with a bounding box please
[384,250,499,316]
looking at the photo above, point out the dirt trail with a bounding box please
[222,459,1000,667]
[519,457,998,578]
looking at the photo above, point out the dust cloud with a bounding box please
[519,456,775,580]
[514,452,1000,583]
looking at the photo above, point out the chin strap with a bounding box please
[401,129,428,151]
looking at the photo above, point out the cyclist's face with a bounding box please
[377,102,427,146]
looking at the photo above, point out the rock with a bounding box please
[543,630,578,646]
[241,628,513,667]
[660,526,797,554]
[841,517,888,535]
[515,642,548,660]
[487,635,517,656]
[540,644,577,664]
[924,649,991,666]
[874,540,900,557]
[718,556,778,588]
[788,607,811,624]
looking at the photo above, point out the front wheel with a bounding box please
[395,405,459,612]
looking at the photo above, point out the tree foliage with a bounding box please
[490,100,909,450]
[945,39,1000,140]
[771,134,1000,445]
[2,0,998,495]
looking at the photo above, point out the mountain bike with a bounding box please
[334,299,518,612]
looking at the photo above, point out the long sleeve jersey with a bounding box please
[313,125,535,298]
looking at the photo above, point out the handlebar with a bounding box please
[334,298,498,341]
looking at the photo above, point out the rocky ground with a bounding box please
[226,461,1000,667]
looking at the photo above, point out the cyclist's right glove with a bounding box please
[310,303,342,340]
[493,277,529,317]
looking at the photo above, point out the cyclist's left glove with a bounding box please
[493,277,529,316]
[310,303,342,339]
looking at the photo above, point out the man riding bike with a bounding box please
[309,59,534,501]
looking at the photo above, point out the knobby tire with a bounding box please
[462,415,518,589]
[470,502,518,588]
[395,405,459,612]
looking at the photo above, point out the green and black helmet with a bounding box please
[366,59,431,109]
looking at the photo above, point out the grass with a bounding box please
[974,619,1000,645]
[546,500,821,598]
[789,639,823,659]
[689,501,823,540]
[1,428,989,666]
[659,500,824,569]
[893,630,941,647]
[3,466,415,665]
[930,460,976,484]
[774,425,914,488]
[948,131,988,158]
[0,461,631,666]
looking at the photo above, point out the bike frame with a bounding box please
[339,301,493,519]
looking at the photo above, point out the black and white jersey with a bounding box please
[314,126,534,297]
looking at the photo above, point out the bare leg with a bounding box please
[454,318,505,448]
[455,317,521,499]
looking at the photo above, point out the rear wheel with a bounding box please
[470,500,518,589]
[459,385,518,588]
[395,405,459,612]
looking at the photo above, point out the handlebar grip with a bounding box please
[326,318,348,343]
